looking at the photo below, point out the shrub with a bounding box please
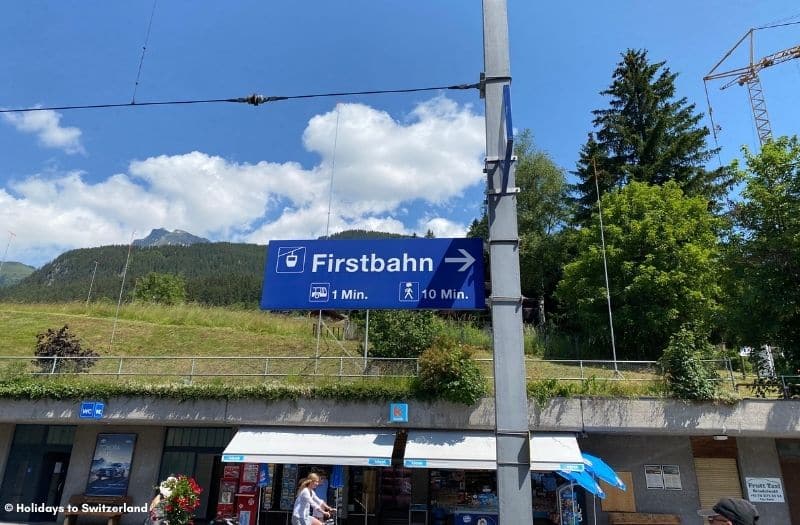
[369,310,438,358]
[658,326,717,400]
[33,325,99,373]
[133,272,187,305]
[414,337,486,405]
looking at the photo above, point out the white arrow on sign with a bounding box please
[444,249,476,272]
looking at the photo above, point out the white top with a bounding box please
[311,492,327,518]
[292,487,322,522]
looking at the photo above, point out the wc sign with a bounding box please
[79,401,105,419]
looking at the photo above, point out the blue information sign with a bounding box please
[79,401,104,419]
[389,403,409,423]
[261,238,485,310]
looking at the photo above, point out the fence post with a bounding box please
[118,358,124,378]
[264,358,269,379]
[782,376,789,400]
[189,358,196,385]
[50,356,58,375]
[339,357,344,380]
[579,360,585,384]
[726,357,736,390]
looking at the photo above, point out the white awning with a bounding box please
[403,431,583,472]
[530,432,584,472]
[222,427,396,467]
[403,430,496,470]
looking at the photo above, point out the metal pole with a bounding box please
[482,1,533,523]
[0,231,16,280]
[111,232,135,349]
[315,310,323,374]
[363,310,370,371]
[592,158,619,374]
[86,260,99,306]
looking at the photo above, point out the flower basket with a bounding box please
[152,475,203,525]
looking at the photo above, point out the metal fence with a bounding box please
[0,355,738,389]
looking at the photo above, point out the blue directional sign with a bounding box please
[261,238,485,310]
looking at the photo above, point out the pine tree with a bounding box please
[571,134,617,225]
[572,49,731,225]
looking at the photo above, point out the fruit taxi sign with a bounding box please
[260,238,485,310]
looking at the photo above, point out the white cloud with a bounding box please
[0,97,485,266]
[2,109,85,154]
[303,97,484,212]
[417,217,468,238]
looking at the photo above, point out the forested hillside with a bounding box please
[0,229,412,306]
[0,262,36,287]
[0,243,265,306]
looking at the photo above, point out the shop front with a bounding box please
[402,430,590,525]
[220,426,397,525]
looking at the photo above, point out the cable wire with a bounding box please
[0,82,480,114]
[755,19,800,30]
[131,0,159,104]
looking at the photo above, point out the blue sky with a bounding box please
[1,1,798,267]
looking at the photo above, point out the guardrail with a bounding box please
[0,355,739,389]
[780,375,800,399]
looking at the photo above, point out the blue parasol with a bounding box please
[558,469,606,499]
[258,464,271,487]
[582,453,626,491]
[330,465,345,489]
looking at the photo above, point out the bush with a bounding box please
[133,272,187,305]
[369,310,438,358]
[33,325,99,373]
[414,337,487,405]
[658,327,717,400]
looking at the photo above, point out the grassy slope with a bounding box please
[5,302,734,400]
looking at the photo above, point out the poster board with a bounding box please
[85,433,137,496]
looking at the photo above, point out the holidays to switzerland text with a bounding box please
[5,502,149,515]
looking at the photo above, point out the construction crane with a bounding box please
[704,23,800,147]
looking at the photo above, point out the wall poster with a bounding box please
[644,465,665,489]
[662,465,682,490]
[85,433,137,496]
[746,477,785,502]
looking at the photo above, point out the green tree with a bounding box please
[557,181,723,360]
[658,325,718,400]
[133,272,187,305]
[369,310,438,358]
[414,336,487,405]
[724,136,800,369]
[572,49,731,224]
[469,130,571,324]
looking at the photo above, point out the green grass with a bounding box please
[0,302,753,401]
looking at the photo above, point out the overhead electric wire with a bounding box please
[755,19,800,31]
[0,82,480,114]
[131,0,159,103]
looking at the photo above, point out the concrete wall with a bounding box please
[0,423,13,495]
[737,437,792,524]
[60,425,165,525]
[2,397,800,437]
[579,434,701,525]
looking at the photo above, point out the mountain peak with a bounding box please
[133,229,210,248]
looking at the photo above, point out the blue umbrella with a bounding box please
[558,469,606,499]
[330,465,345,489]
[582,453,626,491]
[258,464,271,487]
